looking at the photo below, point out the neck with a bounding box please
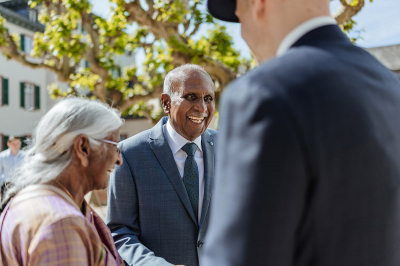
[255,0,330,62]
[10,149,19,156]
[54,174,89,208]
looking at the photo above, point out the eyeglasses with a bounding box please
[97,139,123,154]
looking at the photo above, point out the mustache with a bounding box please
[188,113,208,118]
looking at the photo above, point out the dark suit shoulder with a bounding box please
[225,43,395,102]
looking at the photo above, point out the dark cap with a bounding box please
[207,0,239,23]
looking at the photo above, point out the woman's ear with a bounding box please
[74,135,90,167]
[161,94,171,114]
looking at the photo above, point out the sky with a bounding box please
[90,0,400,60]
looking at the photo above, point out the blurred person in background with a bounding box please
[203,0,400,265]
[0,98,124,266]
[0,136,25,201]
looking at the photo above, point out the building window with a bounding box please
[20,34,33,54]
[0,77,9,106]
[112,66,122,78]
[20,82,40,110]
[28,9,37,22]
[79,59,89,69]
[1,135,8,151]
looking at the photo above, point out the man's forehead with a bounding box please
[172,70,214,93]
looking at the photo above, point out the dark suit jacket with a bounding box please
[106,117,216,266]
[202,25,400,266]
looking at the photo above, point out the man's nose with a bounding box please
[194,98,207,112]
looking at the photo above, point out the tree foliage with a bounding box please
[0,0,370,122]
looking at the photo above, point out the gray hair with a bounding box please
[1,97,124,207]
[163,64,213,97]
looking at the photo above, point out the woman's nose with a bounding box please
[115,152,123,166]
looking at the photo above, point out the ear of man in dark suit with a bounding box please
[203,0,400,265]
[106,64,217,266]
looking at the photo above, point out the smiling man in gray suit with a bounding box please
[106,64,217,266]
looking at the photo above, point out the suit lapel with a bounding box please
[149,117,198,225]
[199,130,214,229]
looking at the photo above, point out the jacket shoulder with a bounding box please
[121,129,152,150]
[206,128,217,137]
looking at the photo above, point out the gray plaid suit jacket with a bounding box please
[106,117,217,266]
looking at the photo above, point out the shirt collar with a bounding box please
[276,16,337,57]
[166,119,202,155]
[5,149,22,157]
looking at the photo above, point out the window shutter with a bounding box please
[20,136,27,149]
[20,34,25,51]
[20,82,25,108]
[3,78,8,105]
[3,135,9,151]
[35,85,40,110]
[117,66,122,77]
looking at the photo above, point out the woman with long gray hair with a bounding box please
[0,97,124,265]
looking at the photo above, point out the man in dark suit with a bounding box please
[202,0,400,265]
[106,64,217,266]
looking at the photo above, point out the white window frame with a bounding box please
[28,9,37,22]
[24,82,35,111]
[24,35,33,54]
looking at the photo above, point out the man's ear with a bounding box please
[253,0,267,20]
[161,94,171,114]
[74,135,90,167]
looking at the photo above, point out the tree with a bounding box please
[333,0,374,43]
[0,0,370,122]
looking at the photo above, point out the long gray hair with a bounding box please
[1,97,124,208]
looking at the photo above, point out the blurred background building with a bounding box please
[0,0,152,151]
[366,44,400,79]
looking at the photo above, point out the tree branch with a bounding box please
[125,1,181,42]
[334,0,365,25]
[171,51,236,89]
[184,1,200,35]
[145,0,155,17]
[119,85,163,112]
[0,33,71,83]
[80,12,100,58]
[188,21,201,38]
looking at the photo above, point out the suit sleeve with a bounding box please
[106,152,172,266]
[201,82,311,266]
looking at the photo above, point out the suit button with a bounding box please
[197,241,203,248]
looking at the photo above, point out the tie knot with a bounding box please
[182,143,197,156]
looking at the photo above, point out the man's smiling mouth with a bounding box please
[188,115,205,124]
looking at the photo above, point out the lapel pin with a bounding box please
[210,142,214,146]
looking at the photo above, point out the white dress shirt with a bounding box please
[0,149,25,185]
[276,16,337,57]
[163,120,205,223]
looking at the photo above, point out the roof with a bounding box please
[366,44,400,71]
[0,2,44,32]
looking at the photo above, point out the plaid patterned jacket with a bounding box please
[0,184,123,266]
